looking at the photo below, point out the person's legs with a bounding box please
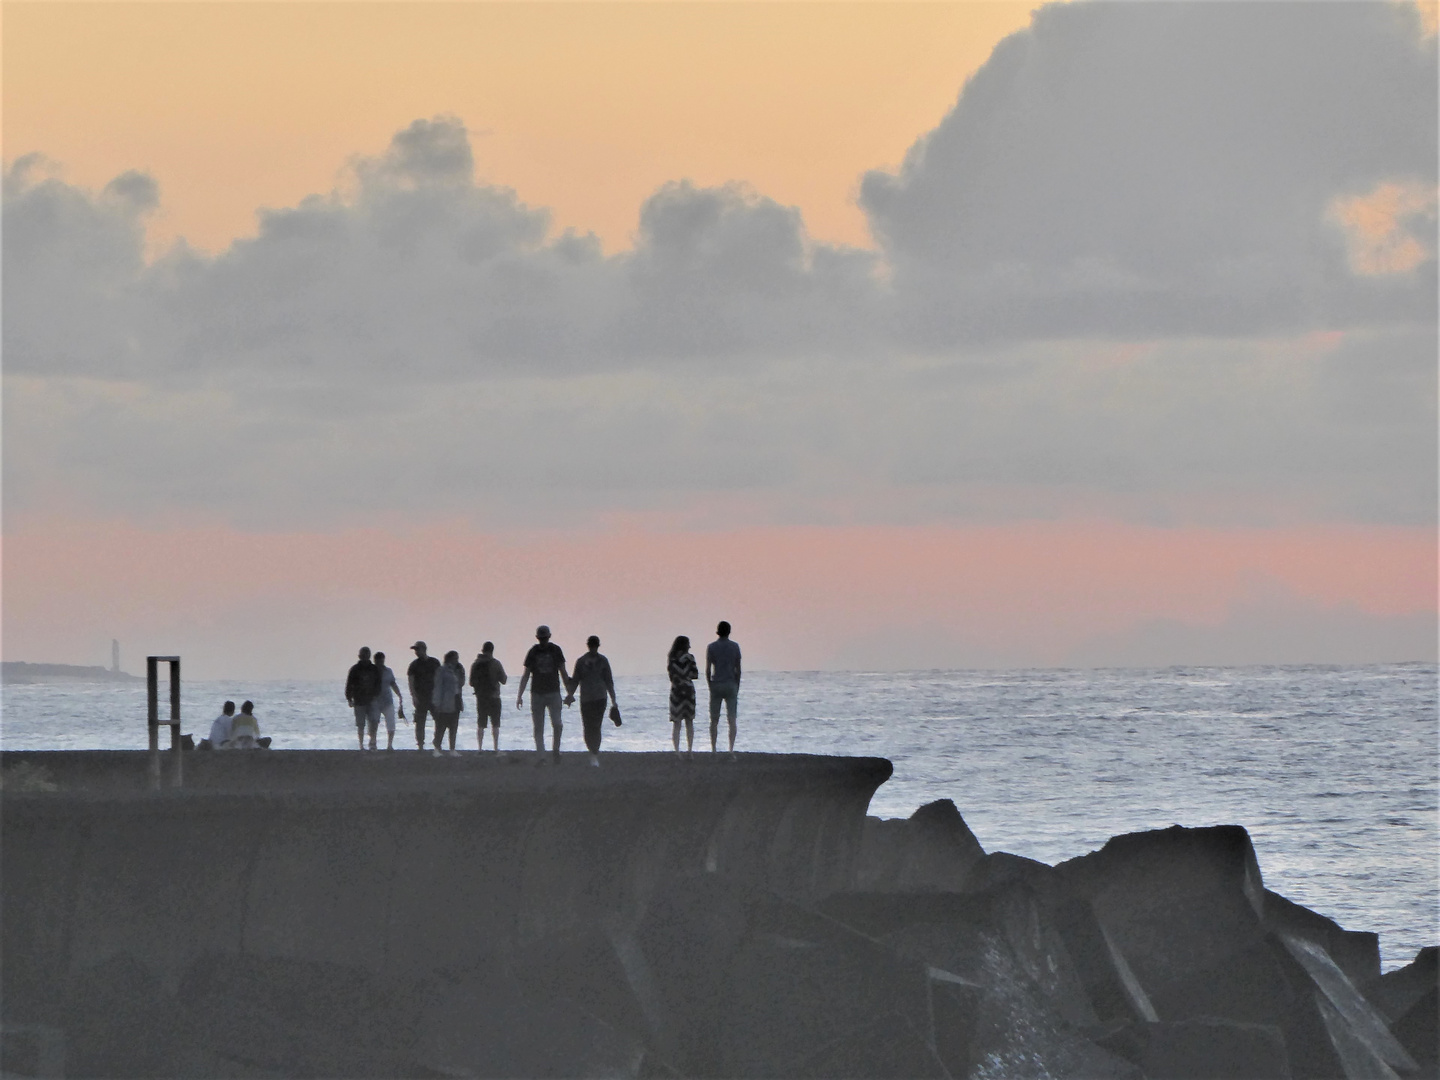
[414,700,430,749]
[380,700,396,750]
[354,705,368,750]
[724,689,738,754]
[685,716,695,753]
[672,719,681,752]
[530,695,546,752]
[581,699,605,761]
[543,693,564,757]
[447,712,458,751]
[708,688,722,752]
[485,697,501,750]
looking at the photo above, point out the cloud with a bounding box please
[860,0,1437,341]
[2,4,1435,533]
[1328,180,1438,276]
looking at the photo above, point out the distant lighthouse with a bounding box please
[111,639,120,674]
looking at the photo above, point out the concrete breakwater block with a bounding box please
[852,799,986,893]
[4,753,1436,1079]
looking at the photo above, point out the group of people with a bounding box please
[342,621,743,764]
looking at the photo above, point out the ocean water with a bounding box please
[3,663,1436,970]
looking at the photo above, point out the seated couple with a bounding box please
[204,700,269,749]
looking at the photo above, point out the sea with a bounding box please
[2,663,1436,971]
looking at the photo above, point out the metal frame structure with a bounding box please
[146,655,182,789]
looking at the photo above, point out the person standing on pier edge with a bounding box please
[706,621,742,759]
[566,635,618,767]
[432,650,465,755]
[345,647,382,750]
[470,642,507,751]
[517,625,570,761]
[408,641,441,750]
[373,651,405,751]
[668,636,698,759]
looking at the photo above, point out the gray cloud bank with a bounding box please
[4,1,1435,529]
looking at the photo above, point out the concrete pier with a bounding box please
[1,750,890,1015]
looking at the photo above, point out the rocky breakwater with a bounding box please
[1,751,1435,1079]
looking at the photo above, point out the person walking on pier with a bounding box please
[566,635,619,767]
[373,651,405,751]
[345,647,382,750]
[668,636,698,759]
[408,641,441,750]
[706,621,742,759]
[470,642,507,751]
[432,650,465,755]
[517,625,570,760]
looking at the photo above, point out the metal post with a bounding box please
[147,657,160,789]
[147,656,182,790]
[169,658,182,788]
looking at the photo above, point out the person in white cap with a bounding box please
[516,625,571,761]
[407,641,441,750]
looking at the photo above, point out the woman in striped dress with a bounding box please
[668,636,698,759]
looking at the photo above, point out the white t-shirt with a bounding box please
[377,666,401,706]
[209,713,233,747]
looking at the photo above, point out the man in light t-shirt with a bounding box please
[705,621,742,759]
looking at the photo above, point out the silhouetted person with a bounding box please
[432,650,465,755]
[470,642,507,751]
[208,700,236,750]
[668,636,698,759]
[345,646,382,750]
[408,641,441,750]
[230,701,261,749]
[706,620,741,758]
[517,625,570,760]
[373,651,405,751]
[566,635,618,767]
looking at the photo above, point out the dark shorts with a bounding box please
[478,696,502,725]
[354,701,380,733]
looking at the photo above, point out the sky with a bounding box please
[3,1,1437,681]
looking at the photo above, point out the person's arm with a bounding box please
[735,648,742,687]
[603,657,617,706]
[563,655,577,705]
[408,668,418,704]
[516,666,530,709]
[705,646,715,686]
[497,660,508,685]
[345,667,356,707]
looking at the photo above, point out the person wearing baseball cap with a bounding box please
[407,641,441,750]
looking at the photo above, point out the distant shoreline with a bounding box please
[1,662,143,684]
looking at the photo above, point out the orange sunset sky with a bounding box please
[3,1,1436,679]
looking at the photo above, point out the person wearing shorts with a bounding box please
[345,646,382,750]
[706,621,741,758]
[469,642,507,751]
[373,651,405,751]
[566,635,618,767]
[517,625,570,761]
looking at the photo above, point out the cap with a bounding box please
[411,641,426,651]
